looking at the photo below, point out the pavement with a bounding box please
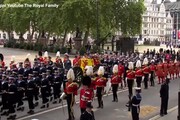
[149,106,178,120]
[0,46,179,120]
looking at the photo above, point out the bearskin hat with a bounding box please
[86,66,93,76]
[128,62,134,70]
[143,57,148,65]
[82,76,91,87]
[56,51,60,57]
[97,66,105,76]
[44,51,48,58]
[67,68,75,81]
[112,64,118,74]
[136,60,141,68]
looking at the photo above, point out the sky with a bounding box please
[157,0,175,3]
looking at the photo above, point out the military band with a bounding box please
[0,49,180,120]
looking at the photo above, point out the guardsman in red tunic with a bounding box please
[126,62,135,97]
[169,60,175,80]
[80,76,93,114]
[135,60,143,87]
[163,60,169,79]
[142,58,150,89]
[156,60,164,84]
[174,59,179,78]
[149,60,156,86]
[55,51,62,63]
[111,64,121,102]
[95,66,107,108]
[118,61,125,88]
[63,69,78,120]
[93,54,100,67]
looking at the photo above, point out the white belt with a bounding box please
[132,104,140,113]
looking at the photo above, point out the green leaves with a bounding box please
[0,0,145,42]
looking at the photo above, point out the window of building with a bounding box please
[144,23,148,27]
[3,33,6,39]
[144,30,147,34]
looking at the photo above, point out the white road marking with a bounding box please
[17,89,128,120]
[149,106,178,120]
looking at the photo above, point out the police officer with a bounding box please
[160,78,170,116]
[7,77,17,120]
[64,53,72,71]
[131,87,142,120]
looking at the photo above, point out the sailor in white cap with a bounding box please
[131,87,142,120]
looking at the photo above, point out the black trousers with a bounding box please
[17,91,24,108]
[53,83,61,100]
[27,90,34,110]
[160,97,168,115]
[144,74,149,89]
[136,77,142,87]
[66,94,75,120]
[1,93,8,111]
[150,71,155,86]
[41,88,49,104]
[131,106,140,120]
[112,84,118,101]
[96,87,103,107]
[34,87,39,101]
[127,80,134,97]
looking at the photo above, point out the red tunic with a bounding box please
[143,65,150,74]
[0,61,5,68]
[111,74,121,84]
[56,58,62,63]
[64,82,78,95]
[80,87,93,109]
[73,58,79,66]
[163,62,168,76]
[95,77,107,87]
[38,57,44,63]
[118,65,125,77]
[150,64,156,72]
[169,63,175,74]
[93,58,100,66]
[126,70,135,80]
[156,63,164,77]
[175,62,179,74]
[135,68,143,77]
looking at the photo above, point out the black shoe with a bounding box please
[53,101,57,104]
[112,100,115,102]
[40,105,45,109]
[97,106,101,108]
[46,103,49,108]
[115,99,118,102]
[164,112,168,115]
[160,113,164,116]
[27,110,34,114]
